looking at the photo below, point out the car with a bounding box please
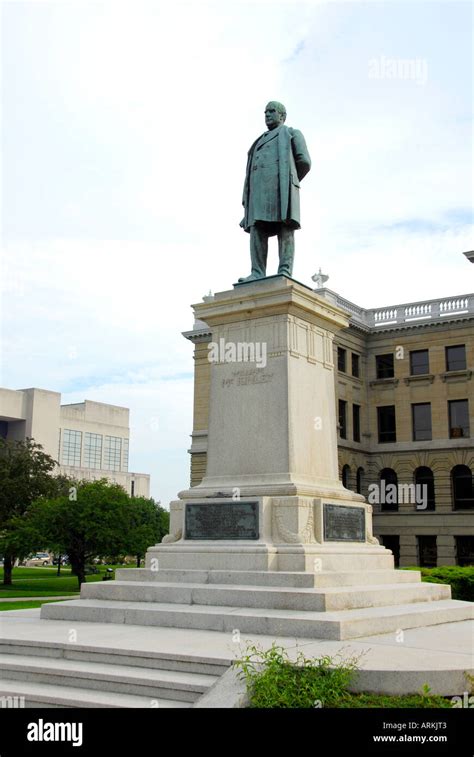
[52,556,69,566]
[25,553,53,567]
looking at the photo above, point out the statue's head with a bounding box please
[265,101,286,130]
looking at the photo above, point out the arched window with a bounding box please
[452,465,474,510]
[380,468,398,511]
[356,467,364,495]
[342,464,351,488]
[414,467,435,511]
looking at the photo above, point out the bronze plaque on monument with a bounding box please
[185,502,259,540]
[323,503,365,542]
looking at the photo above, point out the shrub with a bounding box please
[234,643,451,709]
[403,566,474,601]
[234,643,359,708]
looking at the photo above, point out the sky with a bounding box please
[0,0,473,507]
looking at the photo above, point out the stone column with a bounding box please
[399,533,418,567]
[437,534,456,566]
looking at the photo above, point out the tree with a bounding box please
[124,497,169,567]
[0,438,58,585]
[18,480,166,589]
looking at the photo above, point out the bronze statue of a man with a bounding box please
[238,101,311,283]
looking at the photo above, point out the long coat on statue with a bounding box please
[241,124,311,233]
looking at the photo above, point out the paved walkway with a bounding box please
[0,609,472,695]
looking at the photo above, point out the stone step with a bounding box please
[0,653,217,703]
[149,546,395,573]
[0,638,228,676]
[80,579,449,612]
[316,570,421,587]
[41,597,474,641]
[0,679,192,708]
[116,567,421,588]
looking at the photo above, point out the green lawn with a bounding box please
[0,564,130,598]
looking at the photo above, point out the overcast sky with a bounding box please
[1,0,472,506]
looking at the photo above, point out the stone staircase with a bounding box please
[0,638,227,708]
[40,565,474,641]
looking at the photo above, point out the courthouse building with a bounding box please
[0,388,150,497]
[184,258,473,568]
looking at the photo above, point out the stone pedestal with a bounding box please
[148,276,384,571]
[185,276,353,498]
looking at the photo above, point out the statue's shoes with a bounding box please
[237,273,263,283]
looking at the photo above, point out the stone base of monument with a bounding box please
[41,494,472,641]
[42,506,473,640]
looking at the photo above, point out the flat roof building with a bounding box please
[0,387,150,498]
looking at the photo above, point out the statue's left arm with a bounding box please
[290,129,311,182]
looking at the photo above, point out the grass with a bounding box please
[0,564,128,598]
[234,643,453,709]
[0,599,65,612]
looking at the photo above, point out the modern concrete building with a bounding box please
[0,388,150,497]
[183,262,473,569]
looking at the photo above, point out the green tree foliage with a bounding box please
[0,438,58,585]
[16,480,168,588]
[124,496,169,567]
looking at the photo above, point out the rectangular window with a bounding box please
[453,466,473,510]
[410,349,429,375]
[104,435,122,472]
[377,406,396,443]
[412,403,432,441]
[61,429,82,467]
[338,399,347,439]
[380,535,400,568]
[351,353,360,378]
[417,536,437,568]
[446,345,466,372]
[449,399,470,438]
[122,438,129,472]
[131,480,135,497]
[352,404,361,442]
[337,348,346,373]
[83,433,103,469]
[376,353,394,379]
[455,536,474,566]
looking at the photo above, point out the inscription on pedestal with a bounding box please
[222,369,274,388]
[185,502,259,540]
[323,503,365,542]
